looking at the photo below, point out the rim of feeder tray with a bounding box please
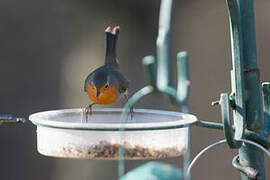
[29,108,197,131]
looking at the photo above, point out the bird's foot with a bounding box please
[124,94,134,120]
[129,106,134,120]
[83,103,95,122]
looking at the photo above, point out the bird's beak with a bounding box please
[96,91,100,98]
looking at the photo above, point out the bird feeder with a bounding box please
[29,0,270,180]
[29,108,196,160]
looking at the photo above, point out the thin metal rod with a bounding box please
[156,0,173,90]
[0,114,25,124]
[196,120,224,130]
[177,51,190,106]
[118,86,154,179]
[177,51,191,179]
[238,139,270,157]
[187,139,270,177]
[143,56,157,89]
[186,139,227,176]
[197,120,270,149]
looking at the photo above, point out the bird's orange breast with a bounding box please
[87,84,119,105]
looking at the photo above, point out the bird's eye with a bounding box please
[104,84,109,89]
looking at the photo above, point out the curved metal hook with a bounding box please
[220,93,242,148]
[186,139,270,177]
[119,0,191,178]
[186,139,227,176]
[118,85,154,178]
[232,155,258,179]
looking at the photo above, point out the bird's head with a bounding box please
[87,73,120,104]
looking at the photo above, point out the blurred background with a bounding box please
[0,0,269,179]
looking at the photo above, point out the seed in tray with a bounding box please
[52,141,182,159]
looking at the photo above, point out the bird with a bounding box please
[83,26,132,121]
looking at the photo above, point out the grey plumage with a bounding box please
[84,64,129,93]
[84,26,130,95]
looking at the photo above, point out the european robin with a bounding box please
[83,26,132,120]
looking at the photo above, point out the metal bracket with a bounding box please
[0,114,25,125]
[219,93,243,148]
[232,155,259,179]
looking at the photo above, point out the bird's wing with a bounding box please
[84,74,91,92]
[84,70,96,92]
[109,69,130,93]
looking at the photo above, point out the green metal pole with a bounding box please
[156,0,173,91]
[237,0,265,179]
[227,0,246,147]
[177,52,190,179]
[262,82,270,137]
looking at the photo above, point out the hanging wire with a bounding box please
[186,139,270,177]
[239,139,270,156]
[186,139,227,176]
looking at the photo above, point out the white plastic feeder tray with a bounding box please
[29,108,197,160]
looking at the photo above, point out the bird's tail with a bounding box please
[105,26,120,67]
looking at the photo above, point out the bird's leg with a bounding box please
[83,103,95,122]
[124,94,134,120]
[130,105,134,120]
